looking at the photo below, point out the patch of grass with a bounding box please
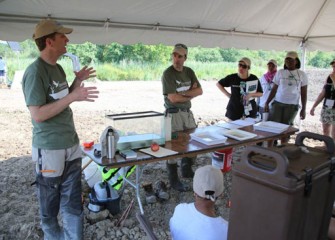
[5,57,329,84]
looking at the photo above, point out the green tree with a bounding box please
[67,42,97,65]
[309,51,334,68]
[19,40,39,58]
[102,43,124,63]
[191,47,222,62]
[219,48,240,62]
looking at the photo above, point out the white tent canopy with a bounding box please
[0,0,335,51]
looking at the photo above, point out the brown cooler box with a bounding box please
[228,132,335,240]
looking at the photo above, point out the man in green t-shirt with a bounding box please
[22,19,99,239]
[162,43,203,191]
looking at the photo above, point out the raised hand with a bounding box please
[74,66,96,82]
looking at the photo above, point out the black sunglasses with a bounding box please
[238,63,248,69]
[175,43,188,50]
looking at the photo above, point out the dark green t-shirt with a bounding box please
[22,57,79,149]
[162,65,201,109]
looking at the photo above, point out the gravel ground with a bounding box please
[0,69,331,239]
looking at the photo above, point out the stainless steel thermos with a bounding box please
[106,129,115,159]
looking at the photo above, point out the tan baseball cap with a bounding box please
[286,51,299,59]
[33,19,73,40]
[193,165,224,201]
[267,59,278,66]
[239,57,251,68]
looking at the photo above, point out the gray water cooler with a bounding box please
[228,132,335,240]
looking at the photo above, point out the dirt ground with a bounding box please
[0,70,331,239]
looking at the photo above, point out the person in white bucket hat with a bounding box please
[170,165,228,240]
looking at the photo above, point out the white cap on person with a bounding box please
[193,165,224,202]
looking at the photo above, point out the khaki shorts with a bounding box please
[32,144,82,177]
[170,110,197,132]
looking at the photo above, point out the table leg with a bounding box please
[136,165,144,214]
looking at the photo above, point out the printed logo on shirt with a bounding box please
[175,79,191,93]
[49,80,69,100]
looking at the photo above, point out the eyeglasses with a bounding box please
[238,63,248,69]
[175,43,188,50]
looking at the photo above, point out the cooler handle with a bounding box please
[240,146,291,184]
[295,131,334,155]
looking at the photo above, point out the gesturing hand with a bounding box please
[75,66,96,82]
[72,83,99,102]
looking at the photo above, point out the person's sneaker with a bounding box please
[154,180,169,200]
[142,183,157,204]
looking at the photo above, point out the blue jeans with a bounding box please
[36,158,83,240]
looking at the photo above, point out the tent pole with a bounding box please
[300,42,307,71]
[298,41,307,132]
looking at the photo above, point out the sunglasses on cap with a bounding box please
[175,43,188,50]
[238,63,248,69]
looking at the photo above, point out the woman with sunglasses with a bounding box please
[216,57,263,120]
[264,51,308,144]
[310,59,335,140]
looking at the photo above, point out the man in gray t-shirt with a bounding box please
[161,43,203,191]
[22,19,99,239]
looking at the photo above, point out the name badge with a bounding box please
[325,99,334,109]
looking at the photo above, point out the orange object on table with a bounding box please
[83,141,94,148]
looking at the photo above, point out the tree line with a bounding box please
[1,40,334,68]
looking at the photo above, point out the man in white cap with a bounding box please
[22,19,99,239]
[170,165,228,240]
[162,43,203,192]
[264,51,308,144]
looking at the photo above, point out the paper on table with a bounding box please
[221,129,257,141]
[140,147,178,158]
[231,119,256,127]
[216,122,242,129]
[253,121,289,133]
[190,131,228,145]
[216,118,259,129]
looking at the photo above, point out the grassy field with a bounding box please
[4,57,330,84]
